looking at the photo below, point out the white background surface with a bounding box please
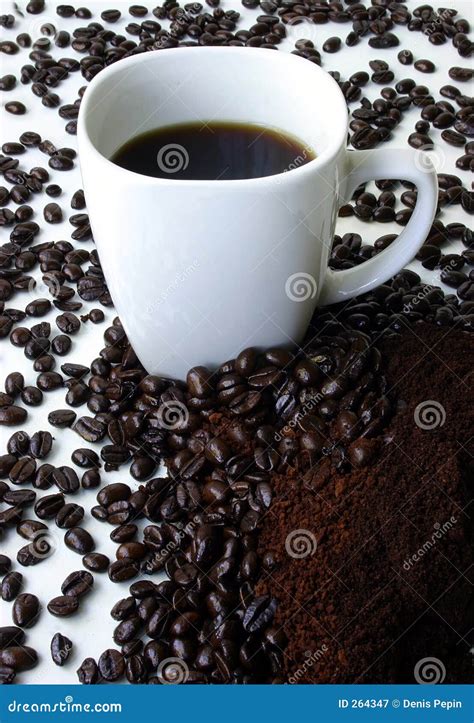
[0,0,473,684]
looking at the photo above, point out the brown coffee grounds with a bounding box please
[256,323,474,683]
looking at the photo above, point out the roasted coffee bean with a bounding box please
[408,132,434,149]
[116,542,146,562]
[61,570,93,598]
[126,654,147,683]
[101,9,121,22]
[2,142,25,156]
[0,555,12,575]
[0,453,17,477]
[48,409,76,428]
[81,468,101,489]
[0,74,16,90]
[56,312,80,334]
[12,593,40,627]
[34,493,64,519]
[41,201,62,223]
[9,457,36,485]
[29,431,53,459]
[52,466,80,493]
[49,154,74,171]
[111,597,136,621]
[35,462,55,489]
[0,626,25,648]
[98,649,124,681]
[441,269,468,288]
[7,431,30,457]
[97,483,131,507]
[61,363,89,379]
[10,328,31,348]
[76,657,99,684]
[442,129,467,146]
[71,189,86,209]
[0,646,38,671]
[51,334,72,355]
[83,552,109,572]
[25,299,51,317]
[47,594,79,617]
[5,101,26,115]
[433,112,455,129]
[89,308,105,323]
[109,560,139,583]
[4,488,35,507]
[37,372,63,391]
[51,632,73,666]
[16,519,47,540]
[71,448,100,468]
[110,524,137,543]
[449,66,473,82]
[1,571,23,602]
[16,541,48,568]
[64,527,95,554]
[323,36,341,53]
[73,416,106,443]
[0,405,27,426]
[46,184,62,198]
[414,59,435,73]
[56,503,84,528]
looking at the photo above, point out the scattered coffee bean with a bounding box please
[64,527,95,554]
[5,101,26,115]
[47,594,79,617]
[0,646,38,671]
[83,552,110,572]
[12,593,40,628]
[1,572,23,602]
[51,632,73,666]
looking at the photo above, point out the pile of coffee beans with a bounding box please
[0,0,472,685]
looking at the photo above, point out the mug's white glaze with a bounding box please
[78,47,437,379]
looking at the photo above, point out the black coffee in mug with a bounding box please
[111,121,315,181]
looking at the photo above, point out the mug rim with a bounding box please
[78,46,348,187]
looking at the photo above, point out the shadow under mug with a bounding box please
[78,47,438,380]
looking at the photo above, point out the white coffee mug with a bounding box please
[78,47,438,379]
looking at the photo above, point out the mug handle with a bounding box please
[319,148,438,306]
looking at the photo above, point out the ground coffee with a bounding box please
[256,324,473,683]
